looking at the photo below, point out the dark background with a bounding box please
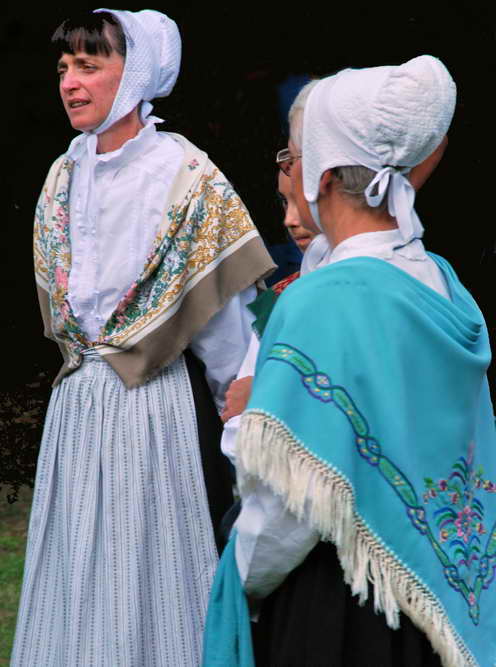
[3,0,496,391]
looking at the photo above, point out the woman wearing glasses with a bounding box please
[220,157,318,441]
[210,64,462,666]
[220,112,446,449]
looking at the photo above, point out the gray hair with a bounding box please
[288,80,319,150]
[333,166,389,214]
[288,79,389,214]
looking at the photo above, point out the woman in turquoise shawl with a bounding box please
[204,57,496,667]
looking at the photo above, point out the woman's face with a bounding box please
[278,170,316,252]
[57,48,124,132]
[287,138,321,236]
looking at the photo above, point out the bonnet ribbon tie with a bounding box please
[364,166,424,243]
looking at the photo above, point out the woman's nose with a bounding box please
[60,70,80,91]
[284,211,298,229]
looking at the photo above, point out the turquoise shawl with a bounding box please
[202,533,254,667]
[234,255,496,667]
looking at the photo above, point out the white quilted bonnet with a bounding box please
[301,56,456,240]
[94,9,181,134]
[93,8,181,133]
[65,9,181,240]
[66,7,181,157]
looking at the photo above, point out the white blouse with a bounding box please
[232,229,450,598]
[68,121,184,341]
[67,121,255,410]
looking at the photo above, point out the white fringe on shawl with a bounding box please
[236,411,478,667]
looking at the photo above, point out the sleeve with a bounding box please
[234,477,320,599]
[189,285,257,412]
[220,332,260,465]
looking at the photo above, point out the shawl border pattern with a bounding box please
[33,137,275,387]
[236,409,477,667]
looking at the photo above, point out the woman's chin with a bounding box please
[295,237,312,252]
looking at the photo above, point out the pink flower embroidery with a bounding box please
[55,267,68,289]
[59,301,70,320]
[55,207,69,230]
[438,479,448,491]
[118,283,138,312]
[454,506,473,543]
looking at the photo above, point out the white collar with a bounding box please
[94,117,161,167]
[300,234,333,276]
[66,115,163,164]
[330,229,428,264]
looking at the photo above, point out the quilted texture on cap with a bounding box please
[94,8,181,134]
[302,55,456,203]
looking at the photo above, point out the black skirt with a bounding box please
[252,541,443,667]
[183,348,234,554]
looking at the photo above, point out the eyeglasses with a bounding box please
[276,148,302,177]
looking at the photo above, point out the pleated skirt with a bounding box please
[11,351,219,667]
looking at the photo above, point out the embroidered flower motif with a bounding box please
[421,450,496,621]
[37,159,258,358]
[455,506,474,543]
[271,344,496,626]
[55,266,68,290]
[120,283,138,311]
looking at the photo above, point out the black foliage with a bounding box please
[0,373,52,503]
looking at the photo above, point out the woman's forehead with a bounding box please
[57,50,124,65]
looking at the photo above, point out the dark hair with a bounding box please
[51,12,126,57]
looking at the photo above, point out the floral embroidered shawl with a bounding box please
[34,134,275,387]
[236,255,496,667]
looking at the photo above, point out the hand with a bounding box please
[221,376,253,423]
[409,135,448,191]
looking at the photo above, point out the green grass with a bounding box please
[0,487,33,665]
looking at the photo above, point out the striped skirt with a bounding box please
[11,351,218,666]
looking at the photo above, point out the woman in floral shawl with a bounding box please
[11,9,274,667]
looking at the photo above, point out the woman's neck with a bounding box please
[96,109,144,154]
[320,193,397,249]
[327,213,397,248]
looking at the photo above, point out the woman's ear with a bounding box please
[318,169,334,197]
